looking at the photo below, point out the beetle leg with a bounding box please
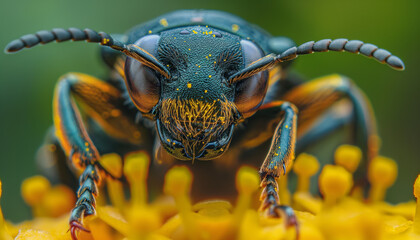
[53,73,142,239]
[258,101,299,233]
[296,99,353,151]
[283,74,379,161]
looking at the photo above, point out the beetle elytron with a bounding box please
[5,10,404,239]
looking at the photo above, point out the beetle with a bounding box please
[5,9,404,239]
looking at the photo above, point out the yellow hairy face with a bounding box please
[159,98,236,157]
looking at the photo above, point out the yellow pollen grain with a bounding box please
[167,139,170,142]
[176,88,179,91]
[188,48,191,51]
[85,142,89,146]
[232,24,240,32]
[204,90,208,93]
[159,18,168,27]
[209,54,212,57]
[285,125,289,129]
[187,83,192,88]
[209,75,212,78]
[192,30,198,34]
[148,30,152,34]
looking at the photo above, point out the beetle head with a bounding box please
[125,26,269,160]
[5,26,405,161]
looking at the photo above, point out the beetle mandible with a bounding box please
[5,9,405,240]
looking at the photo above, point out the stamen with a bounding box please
[293,153,319,193]
[100,154,126,213]
[278,174,291,205]
[163,166,197,239]
[334,145,362,173]
[368,156,397,202]
[21,176,51,217]
[42,185,75,218]
[123,152,150,207]
[233,167,259,225]
[292,153,322,214]
[319,165,353,207]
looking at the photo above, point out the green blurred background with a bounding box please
[0,0,418,222]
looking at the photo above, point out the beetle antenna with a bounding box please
[4,28,170,78]
[277,39,405,70]
[229,38,404,84]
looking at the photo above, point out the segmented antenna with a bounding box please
[4,28,171,79]
[277,38,405,70]
[229,38,404,85]
[4,28,120,52]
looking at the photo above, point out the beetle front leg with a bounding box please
[54,75,106,239]
[54,77,100,239]
[53,73,142,239]
[258,101,299,229]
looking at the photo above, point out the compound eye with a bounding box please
[125,35,161,113]
[234,40,268,118]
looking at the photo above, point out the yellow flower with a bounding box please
[0,145,419,240]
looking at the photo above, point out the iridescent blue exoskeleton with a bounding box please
[5,10,404,239]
